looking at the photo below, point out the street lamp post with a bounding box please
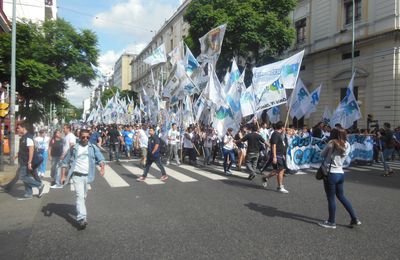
[9,0,17,165]
[351,0,355,75]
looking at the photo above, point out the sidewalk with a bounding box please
[0,162,18,190]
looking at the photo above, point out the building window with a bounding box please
[345,0,362,25]
[342,50,360,60]
[295,18,307,44]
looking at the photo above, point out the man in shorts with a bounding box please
[262,121,289,193]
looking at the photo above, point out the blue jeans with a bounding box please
[142,156,166,177]
[50,157,62,185]
[223,148,235,172]
[19,165,42,197]
[39,150,48,174]
[109,142,120,161]
[125,143,133,157]
[382,148,394,172]
[323,173,357,224]
[204,147,211,165]
[72,175,88,221]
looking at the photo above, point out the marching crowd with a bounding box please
[15,119,399,230]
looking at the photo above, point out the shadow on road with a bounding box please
[244,202,323,226]
[42,203,79,230]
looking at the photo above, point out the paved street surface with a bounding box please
[1,158,399,259]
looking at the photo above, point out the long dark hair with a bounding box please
[330,128,347,155]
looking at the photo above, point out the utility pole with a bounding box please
[351,0,355,75]
[9,0,17,165]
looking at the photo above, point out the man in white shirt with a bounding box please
[60,124,76,184]
[16,122,44,200]
[167,123,180,165]
[61,129,105,230]
[136,124,149,167]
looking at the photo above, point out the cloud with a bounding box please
[65,79,92,108]
[92,0,178,40]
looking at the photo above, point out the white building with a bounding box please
[290,0,400,128]
[113,53,136,91]
[3,0,57,23]
[130,0,191,92]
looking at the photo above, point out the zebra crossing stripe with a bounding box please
[32,180,51,196]
[347,167,371,172]
[212,167,249,178]
[102,165,130,187]
[122,163,165,185]
[178,164,228,180]
[158,165,197,182]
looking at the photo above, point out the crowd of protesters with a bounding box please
[14,118,400,229]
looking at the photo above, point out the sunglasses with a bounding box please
[81,136,90,140]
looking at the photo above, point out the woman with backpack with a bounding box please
[318,128,361,229]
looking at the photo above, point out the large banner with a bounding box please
[286,135,374,171]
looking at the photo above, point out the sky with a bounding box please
[58,0,184,107]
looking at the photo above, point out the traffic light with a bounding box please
[0,103,9,118]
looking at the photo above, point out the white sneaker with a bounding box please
[277,186,289,194]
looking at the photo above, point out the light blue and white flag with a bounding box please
[212,105,238,138]
[226,59,240,94]
[289,78,310,119]
[252,50,304,90]
[198,24,227,64]
[185,45,200,77]
[304,84,322,118]
[143,43,167,66]
[240,85,257,117]
[226,70,246,121]
[322,106,332,126]
[267,106,281,124]
[330,73,361,129]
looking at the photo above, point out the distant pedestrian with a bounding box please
[379,122,395,176]
[107,124,124,163]
[16,122,45,200]
[137,126,168,182]
[167,123,180,165]
[61,129,105,230]
[34,129,50,177]
[48,130,64,188]
[318,128,361,229]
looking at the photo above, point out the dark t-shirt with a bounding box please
[382,129,395,149]
[148,135,160,158]
[49,138,63,157]
[108,129,121,143]
[241,132,265,154]
[270,131,286,156]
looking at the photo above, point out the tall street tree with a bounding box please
[184,0,297,82]
[0,19,100,123]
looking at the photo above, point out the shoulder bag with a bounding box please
[316,146,335,180]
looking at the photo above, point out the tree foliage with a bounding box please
[184,0,297,81]
[0,19,99,122]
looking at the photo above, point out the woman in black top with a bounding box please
[48,130,64,187]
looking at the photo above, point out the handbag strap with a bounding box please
[327,145,336,173]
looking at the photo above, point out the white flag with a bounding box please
[304,84,322,118]
[203,64,225,107]
[252,50,304,90]
[240,85,257,117]
[225,59,240,95]
[289,78,310,119]
[322,106,332,126]
[330,73,361,129]
[198,24,227,63]
[143,43,167,66]
[267,106,281,124]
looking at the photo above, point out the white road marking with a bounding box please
[122,163,165,185]
[178,164,228,180]
[155,165,197,182]
[102,165,130,187]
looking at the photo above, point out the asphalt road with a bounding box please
[1,158,399,260]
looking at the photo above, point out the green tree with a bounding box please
[100,86,138,106]
[0,19,99,123]
[184,0,297,82]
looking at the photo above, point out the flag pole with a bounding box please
[284,88,294,129]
